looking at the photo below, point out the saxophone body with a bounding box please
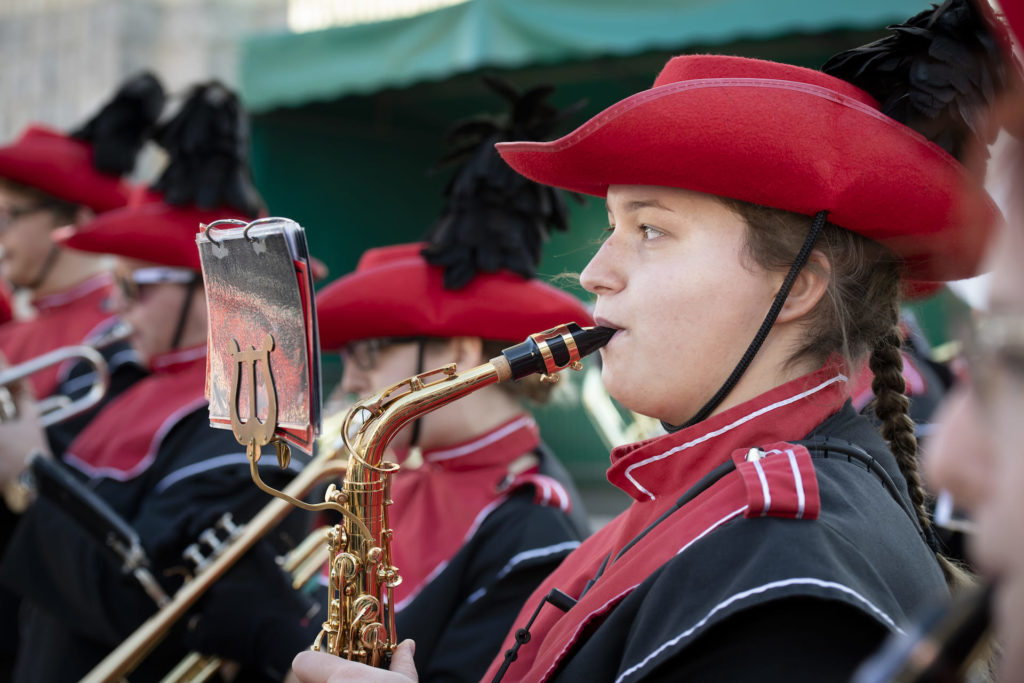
[310,323,614,666]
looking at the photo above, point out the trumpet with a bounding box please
[0,323,130,426]
[2,322,132,511]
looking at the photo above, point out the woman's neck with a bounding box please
[32,248,110,298]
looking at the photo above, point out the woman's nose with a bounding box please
[924,388,994,513]
[340,364,371,400]
[580,236,625,296]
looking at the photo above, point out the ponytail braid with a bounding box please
[723,196,974,591]
[868,320,928,534]
[870,303,974,590]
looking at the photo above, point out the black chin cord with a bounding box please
[169,277,199,350]
[664,210,829,433]
[407,338,427,448]
[25,243,61,292]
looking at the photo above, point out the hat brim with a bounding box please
[316,249,594,350]
[0,126,129,212]
[62,197,249,271]
[497,77,998,282]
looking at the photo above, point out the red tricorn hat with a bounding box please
[496,55,1000,282]
[0,125,131,212]
[60,190,250,271]
[316,243,594,350]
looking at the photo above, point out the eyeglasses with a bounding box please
[0,205,45,232]
[115,267,197,304]
[960,310,1024,410]
[343,337,421,372]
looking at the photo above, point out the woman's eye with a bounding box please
[640,224,663,240]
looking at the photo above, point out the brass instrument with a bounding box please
[0,320,131,427]
[2,322,132,511]
[81,446,348,683]
[249,323,614,667]
[853,584,995,683]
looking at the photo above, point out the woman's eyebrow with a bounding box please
[606,198,674,213]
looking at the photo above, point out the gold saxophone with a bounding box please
[250,322,614,667]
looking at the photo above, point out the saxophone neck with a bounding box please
[350,362,503,469]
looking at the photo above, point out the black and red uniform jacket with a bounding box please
[484,364,947,683]
[390,415,589,682]
[0,274,121,399]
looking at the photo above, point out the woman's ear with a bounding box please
[446,336,486,368]
[72,204,95,227]
[776,249,830,324]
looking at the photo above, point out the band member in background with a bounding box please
[0,73,162,680]
[220,82,592,682]
[315,240,592,681]
[0,82,311,683]
[290,2,1008,681]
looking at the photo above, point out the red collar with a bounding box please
[32,272,113,312]
[417,414,540,469]
[607,365,849,502]
[149,344,207,374]
[484,364,851,683]
[65,350,207,480]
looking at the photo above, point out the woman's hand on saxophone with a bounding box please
[289,640,418,683]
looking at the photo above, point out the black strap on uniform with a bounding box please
[170,275,199,350]
[407,338,428,449]
[664,210,829,432]
[492,588,577,683]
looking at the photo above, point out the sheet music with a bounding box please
[197,217,322,453]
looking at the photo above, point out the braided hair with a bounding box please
[722,198,970,588]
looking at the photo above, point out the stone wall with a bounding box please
[0,0,288,144]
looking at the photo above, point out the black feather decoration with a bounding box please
[822,0,1009,161]
[150,82,264,218]
[71,71,165,176]
[421,77,584,290]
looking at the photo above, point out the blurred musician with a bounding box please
[0,73,161,680]
[0,82,310,682]
[0,73,161,422]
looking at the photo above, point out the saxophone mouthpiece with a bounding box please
[500,323,616,381]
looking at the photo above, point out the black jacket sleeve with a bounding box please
[641,597,887,682]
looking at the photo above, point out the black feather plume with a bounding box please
[71,72,165,176]
[150,82,263,218]
[822,0,1009,161]
[421,78,584,290]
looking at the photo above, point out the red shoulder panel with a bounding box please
[731,442,820,520]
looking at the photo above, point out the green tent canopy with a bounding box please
[242,0,929,112]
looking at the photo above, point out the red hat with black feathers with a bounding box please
[0,73,164,212]
[62,82,264,271]
[498,1,1010,283]
[317,79,592,350]
[317,242,593,350]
